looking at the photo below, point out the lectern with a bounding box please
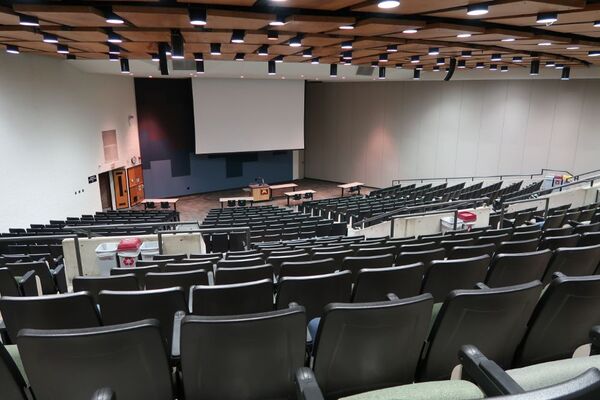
[249,184,271,202]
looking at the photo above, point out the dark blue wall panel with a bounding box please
[135,78,293,198]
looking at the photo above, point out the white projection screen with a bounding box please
[192,78,305,154]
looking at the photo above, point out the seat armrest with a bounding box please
[474,282,490,290]
[459,345,525,397]
[18,270,38,296]
[90,388,115,400]
[295,367,324,400]
[171,310,186,359]
[51,264,68,293]
[590,326,600,355]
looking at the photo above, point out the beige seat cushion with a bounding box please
[339,380,484,400]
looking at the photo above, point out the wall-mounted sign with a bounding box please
[88,175,98,184]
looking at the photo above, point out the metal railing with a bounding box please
[64,221,201,239]
[0,234,83,275]
[506,174,600,203]
[389,208,464,238]
[390,168,573,186]
[352,197,490,230]
[498,197,551,228]
[156,226,252,254]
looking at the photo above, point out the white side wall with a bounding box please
[305,80,600,188]
[0,53,140,231]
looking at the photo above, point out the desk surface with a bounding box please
[337,182,364,189]
[142,198,179,203]
[271,183,298,190]
[219,197,254,203]
[285,190,316,196]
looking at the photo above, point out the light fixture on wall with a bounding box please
[231,30,245,44]
[19,15,39,26]
[258,45,269,56]
[194,52,203,61]
[196,60,205,73]
[330,64,338,77]
[268,60,276,75]
[561,66,571,80]
[341,41,353,49]
[378,66,386,79]
[189,8,207,26]
[5,45,19,54]
[120,58,130,73]
[413,69,421,80]
[467,4,488,16]
[42,33,59,44]
[530,59,540,75]
[210,43,221,55]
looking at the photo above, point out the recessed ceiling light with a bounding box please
[501,66,509,72]
[303,48,312,58]
[258,45,269,56]
[231,30,245,44]
[538,42,552,46]
[378,1,400,9]
[457,33,472,38]
[457,60,466,68]
[371,61,378,68]
[436,57,445,65]
[530,60,540,75]
[467,4,489,16]
[501,38,515,42]
[428,47,440,55]
[194,52,203,61]
[490,53,502,61]
[42,33,59,44]
[489,64,498,71]
[289,35,302,47]
[196,60,205,74]
[330,64,338,77]
[536,12,558,24]
[566,46,579,50]
[396,63,403,69]
[433,66,440,71]
[311,58,320,64]
[108,44,121,55]
[341,41,353,49]
[410,55,420,63]
[413,69,421,80]
[415,64,423,70]
[403,29,418,34]
[19,15,39,27]
[109,54,119,61]
[267,30,279,41]
[339,24,354,30]
[57,44,69,54]
[235,53,245,61]
[588,50,600,57]
[378,67,386,80]
[189,8,207,26]
[5,45,19,54]
[120,58,130,74]
[275,55,284,63]
[387,45,398,52]
[379,53,388,62]
[476,62,484,69]
[594,21,600,28]
[342,51,352,60]
[107,31,122,43]
[105,10,124,25]
[270,14,286,26]
[555,63,565,70]
[461,50,472,58]
[210,43,221,55]
[151,53,159,62]
[512,56,523,62]
[561,66,571,80]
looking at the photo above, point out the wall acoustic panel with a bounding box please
[304,80,600,188]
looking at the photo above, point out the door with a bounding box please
[127,165,145,207]
[112,168,129,209]
[98,172,112,210]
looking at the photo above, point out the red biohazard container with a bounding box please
[458,211,477,231]
[117,238,142,269]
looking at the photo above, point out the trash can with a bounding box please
[117,238,142,269]
[95,242,118,276]
[140,241,160,261]
[441,211,478,233]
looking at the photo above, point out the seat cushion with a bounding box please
[507,354,600,391]
[339,380,484,400]
[5,344,27,384]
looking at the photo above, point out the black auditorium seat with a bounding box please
[17,320,174,400]
[267,253,311,277]
[495,239,540,254]
[72,275,139,303]
[579,232,600,247]
[485,250,553,288]
[191,279,273,316]
[145,270,209,303]
[341,254,394,280]
[216,257,265,269]
[98,288,187,352]
[4,261,65,295]
[354,245,397,258]
[110,265,160,289]
[214,264,273,285]
[351,263,424,302]
[421,255,490,303]
[280,258,337,278]
[276,271,352,321]
[477,233,511,247]
[0,268,37,297]
[447,243,496,260]
[164,261,214,273]
[538,234,581,251]
[0,292,101,343]
[542,244,600,283]
[396,248,446,272]
[311,294,433,399]
[417,281,542,381]
[154,253,187,261]
[180,306,309,400]
[513,273,600,367]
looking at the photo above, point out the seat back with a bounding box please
[98,288,187,350]
[276,271,353,321]
[267,253,311,276]
[447,244,496,260]
[0,268,21,297]
[341,254,394,280]
[0,292,101,342]
[17,320,174,400]
[418,281,543,381]
[145,270,208,302]
[72,275,139,303]
[191,279,273,316]
[311,250,354,270]
[511,230,542,242]
[164,261,214,273]
[0,343,28,400]
[354,246,396,258]
[396,248,446,273]
[496,239,540,254]
[154,253,186,261]
[422,255,490,302]
[180,307,306,400]
[543,244,600,283]
[477,234,511,246]
[352,263,424,303]
[312,294,434,399]
[543,227,574,238]
[574,222,600,235]
[539,234,580,251]
[514,274,600,367]
[439,238,476,253]
[279,258,337,278]
[579,232,600,247]
[216,257,265,269]
[486,250,552,287]
[4,262,55,294]
[110,265,160,288]
[215,264,273,285]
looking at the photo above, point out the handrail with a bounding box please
[156,226,252,254]
[505,173,600,203]
[64,221,201,239]
[389,209,463,237]
[352,196,490,230]
[0,234,83,275]
[390,168,572,186]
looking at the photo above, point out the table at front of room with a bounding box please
[285,190,316,206]
[219,197,254,209]
[142,198,180,211]
[338,182,365,197]
[270,183,298,199]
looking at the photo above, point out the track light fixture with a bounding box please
[258,45,269,56]
[120,58,130,73]
[210,43,221,56]
[268,60,276,75]
[267,30,279,41]
[330,64,338,77]
[194,52,203,61]
[289,35,302,47]
[561,66,571,80]
[530,59,540,75]
[467,4,488,16]
[43,33,59,44]
[231,30,245,44]
[6,45,19,54]
[57,44,69,54]
[536,12,558,24]
[235,53,245,61]
[413,69,421,80]
[275,55,284,63]
[196,60,205,73]
[19,15,39,26]
[171,30,184,59]
[189,8,207,26]
[104,10,124,25]
[341,41,353,49]
[387,45,398,52]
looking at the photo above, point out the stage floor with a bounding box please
[174,178,374,222]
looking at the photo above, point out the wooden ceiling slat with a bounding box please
[269,0,364,10]
[243,30,294,45]
[0,28,42,41]
[176,0,257,5]
[351,0,494,15]
[386,23,485,39]
[113,6,189,28]
[115,29,170,42]
[327,18,425,36]
[0,6,20,25]
[274,15,355,34]
[301,34,346,47]
[206,10,272,30]
[45,28,107,42]
[428,0,585,20]
[182,30,233,43]
[14,5,111,27]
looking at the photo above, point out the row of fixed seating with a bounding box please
[494,203,600,230]
[1,273,599,399]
